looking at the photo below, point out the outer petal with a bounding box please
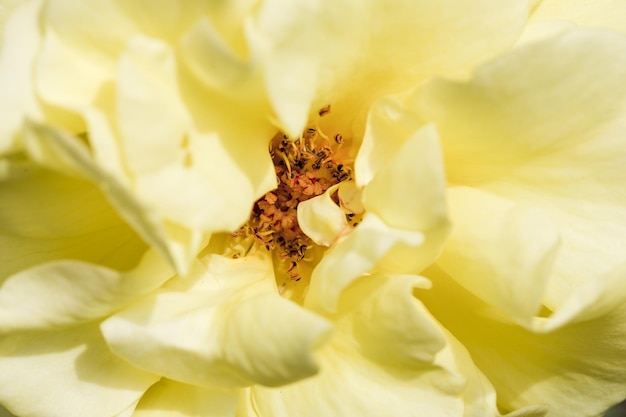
[436,186,560,325]
[0,323,158,417]
[102,254,332,388]
[0,249,172,332]
[249,275,466,417]
[421,265,626,417]
[132,379,237,417]
[414,28,626,323]
[0,158,147,282]
[0,0,42,153]
[251,0,529,136]
[22,121,205,275]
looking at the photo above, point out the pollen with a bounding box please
[235,105,353,282]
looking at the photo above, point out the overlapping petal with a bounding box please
[413,27,626,327]
[102,254,332,388]
[421,265,626,417]
[0,323,158,417]
[250,0,530,136]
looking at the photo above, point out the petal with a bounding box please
[251,0,529,136]
[297,184,348,246]
[0,0,42,153]
[0,158,147,281]
[22,121,205,275]
[436,186,560,325]
[0,249,172,332]
[304,212,423,314]
[338,273,447,367]
[132,379,237,417]
[0,323,158,417]
[249,335,464,417]
[421,265,626,417]
[414,28,626,322]
[102,254,332,388]
[362,123,448,232]
[531,0,626,35]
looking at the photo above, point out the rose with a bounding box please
[1,1,626,417]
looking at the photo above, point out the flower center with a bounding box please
[232,105,355,298]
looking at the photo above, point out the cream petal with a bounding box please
[249,336,464,417]
[436,186,560,325]
[132,379,237,417]
[532,0,626,35]
[355,95,425,187]
[414,28,626,322]
[304,212,424,314]
[0,249,172,332]
[102,254,332,388]
[337,273,447,367]
[22,121,204,275]
[362,123,447,232]
[0,0,42,153]
[251,0,529,136]
[0,157,147,281]
[0,323,158,417]
[297,184,348,246]
[421,265,626,417]
[116,36,190,175]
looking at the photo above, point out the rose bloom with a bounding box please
[1,1,626,417]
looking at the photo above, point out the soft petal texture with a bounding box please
[421,265,626,417]
[531,0,626,35]
[102,254,332,388]
[304,213,423,314]
[248,276,466,417]
[0,323,158,417]
[0,249,172,332]
[414,28,626,322]
[132,379,237,417]
[297,184,348,246]
[22,121,205,274]
[437,186,560,325]
[251,0,529,136]
[0,0,42,153]
[0,157,147,282]
[362,123,447,232]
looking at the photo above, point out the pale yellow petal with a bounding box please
[362,123,447,232]
[304,212,424,314]
[0,158,147,281]
[414,28,626,321]
[532,0,626,35]
[297,184,348,246]
[252,0,529,136]
[22,121,204,274]
[421,265,626,417]
[0,0,42,153]
[436,186,560,325]
[102,254,332,388]
[337,273,446,367]
[0,249,172,331]
[132,379,237,417]
[0,323,158,417]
